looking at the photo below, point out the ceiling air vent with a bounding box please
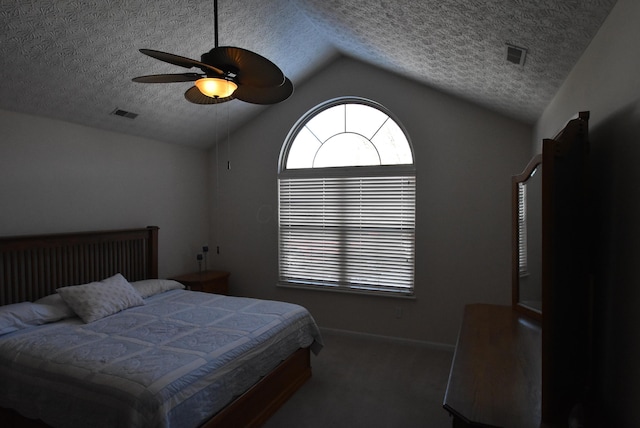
[505,44,527,66]
[111,108,138,119]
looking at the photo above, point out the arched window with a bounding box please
[278,97,416,296]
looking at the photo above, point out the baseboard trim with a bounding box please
[319,327,455,352]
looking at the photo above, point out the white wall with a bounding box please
[535,0,640,425]
[0,109,211,278]
[535,0,640,145]
[209,56,532,346]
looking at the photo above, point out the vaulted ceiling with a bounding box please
[0,0,616,149]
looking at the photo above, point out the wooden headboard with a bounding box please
[0,226,159,305]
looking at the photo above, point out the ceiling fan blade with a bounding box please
[140,49,224,76]
[202,46,285,88]
[184,86,234,105]
[132,73,203,83]
[233,77,294,105]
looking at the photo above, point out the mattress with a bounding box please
[0,289,322,428]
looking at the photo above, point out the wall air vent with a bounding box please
[505,44,527,66]
[111,108,138,119]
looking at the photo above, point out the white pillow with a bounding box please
[0,301,72,336]
[131,279,184,298]
[57,273,144,323]
[34,293,77,320]
[0,302,40,335]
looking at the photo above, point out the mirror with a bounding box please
[512,154,543,320]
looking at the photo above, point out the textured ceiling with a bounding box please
[0,0,616,149]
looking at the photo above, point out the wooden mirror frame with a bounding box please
[510,112,591,425]
[540,111,591,424]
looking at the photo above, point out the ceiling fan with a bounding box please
[132,0,293,105]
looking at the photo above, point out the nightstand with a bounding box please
[172,270,230,295]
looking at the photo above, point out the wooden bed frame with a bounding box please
[0,226,311,428]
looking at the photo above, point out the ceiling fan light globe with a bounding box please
[195,78,237,98]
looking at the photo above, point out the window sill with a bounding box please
[277,281,416,300]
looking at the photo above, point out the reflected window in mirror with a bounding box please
[517,181,528,275]
[512,155,542,320]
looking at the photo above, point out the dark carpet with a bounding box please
[262,329,454,428]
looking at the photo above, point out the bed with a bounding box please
[0,226,322,427]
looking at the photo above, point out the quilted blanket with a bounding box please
[0,290,322,428]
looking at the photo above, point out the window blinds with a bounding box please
[517,182,528,274]
[278,175,416,295]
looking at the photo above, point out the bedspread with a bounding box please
[0,290,322,428]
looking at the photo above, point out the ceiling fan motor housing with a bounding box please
[201,51,238,79]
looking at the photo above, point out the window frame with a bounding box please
[277,97,416,297]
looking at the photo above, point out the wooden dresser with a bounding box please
[443,304,541,428]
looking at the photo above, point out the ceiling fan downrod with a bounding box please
[214,0,219,48]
